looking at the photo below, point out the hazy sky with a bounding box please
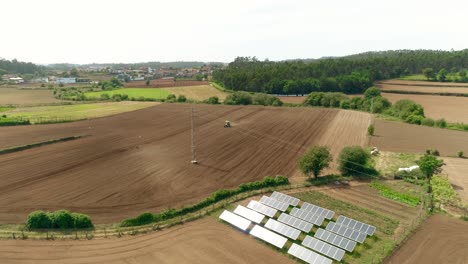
[1,0,466,64]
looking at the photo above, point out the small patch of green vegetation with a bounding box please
[0,106,13,113]
[306,174,342,186]
[0,115,30,126]
[431,176,458,204]
[26,210,93,230]
[85,88,170,100]
[370,182,420,207]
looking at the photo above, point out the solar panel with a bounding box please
[326,222,367,243]
[233,205,265,224]
[288,243,333,264]
[249,225,288,248]
[336,215,376,236]
[315,228,356,252]
[302,235,345,261]
[247,200,278,218]
[265,218,301,240]
[270,191,300,206]
[278,213,313,233]
[301,202,335,219]
[219,210,251,231]
[290,208,325,226]
[259,196,289,211]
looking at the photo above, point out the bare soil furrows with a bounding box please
[376,81,468,94]
[0,218,294,264]
[382,93,468,123]
[378,80,468,88]
[386,214,468,264]
[0,104,370,224]
[443,158,468,203]
[370,119,468,156]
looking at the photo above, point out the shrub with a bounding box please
[205,96,219,104]
[364,87,381,98]
[224,92,252,105]
[100,93,110,100]
[49,210,74,229]
[112,94,122,101]
[421,118,435,127]
[121,212,154,227]
[458,151,464,158]
[72,213,94,228]
[434,118,447,128]
[405,114,424,125]
[166,94,177,102]
[26,211,52,229]
[389,99,424,120]
[431,149,440,156]
[367,124,375,136]
[338,146,373,176]
[177,95,187,102]
[252,93,283,106]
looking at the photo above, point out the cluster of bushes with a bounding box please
[204,96,220,104]
[0,115,30,126]
[303,88,391,114]
[26,210,93,230]
[224,91,283,106]
[165,94,187,103]
[338,146,377,177]
[120,175,289,227]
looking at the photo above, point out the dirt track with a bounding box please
[443,158,468,203]
[0,104,370,224]
[386,214,468,264]
[383,93,468,123]
[0,218,293,264]
[370,119,468,156]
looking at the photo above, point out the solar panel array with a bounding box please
[233,205,265,224]
[250,225,288,248]
[290,207,325,226]
[302,235,345,261]
[326,222,366,243]
[337,215,376,236]
[278,213,313,232]
[265,218,301,240]
[260,196,289,211]
[219,210,251,231]
[315,228,357,252]
[288,243,332,264]
[301,202,335,219]
[247,200,278,218]
[270,191,300,206]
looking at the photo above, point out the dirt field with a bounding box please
[376,80,468,95]
[443,158,468,203]
[0,88,59,106]
[0,104,370,224]
[0,218,293,264]
[382,93,468,123]
[161,85,228,101]
[370,119,468,156]
[386,214,468,264]
[276,96,306,104]
[125,79,209,88]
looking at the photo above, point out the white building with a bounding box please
[55,78,76,84]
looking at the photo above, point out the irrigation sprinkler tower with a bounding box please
[191,106,198,164]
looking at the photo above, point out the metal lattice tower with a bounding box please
[191,106,198,164]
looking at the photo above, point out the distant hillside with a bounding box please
[47,61,225,70]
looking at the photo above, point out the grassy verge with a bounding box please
[370,182,420,207]
[0,135,86,155]
[210,82,232,93]
[84,88,170,100]
[292,191,399,264]
[0,106,13,112]
[398,74,462,82]
[374,151,420,178]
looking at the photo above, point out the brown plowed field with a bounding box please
[0,218,293,264]
[379,79,468,87]
[382,93,468,123]
[370,119,468,156]
[0,104,370,224]
[386,214,468,264]
[376,80,468,94]
[125,79,208,88]
[0,88,59,106]
[276,96,306,104]
[443,157,468,203]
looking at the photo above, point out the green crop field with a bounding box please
[5,101,159,124]
[85,88,170,100]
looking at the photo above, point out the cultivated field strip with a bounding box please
[0,104,371,224]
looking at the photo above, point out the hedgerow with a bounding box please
[26,210,93,230]
[120,175,289,227]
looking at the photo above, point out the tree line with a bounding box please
[212,50,468,94]
[0,58,45,75]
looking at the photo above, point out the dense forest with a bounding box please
[0,59,45,75]
[212,50,468,95]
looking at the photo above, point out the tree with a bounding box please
[422,68,435,80]
[367,124,375,136]
[70,68,79,77]
[146,79,150,86]
[338,146,372,176]
[416,154,444,193]
[26,211,51,229]
[437,68,447,82]
[298,146,332,178]
[364,87,381,99]
[460,70,467,82]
